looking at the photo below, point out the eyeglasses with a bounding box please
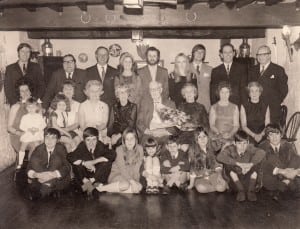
[63,60,75,64]
[256,52,271,57]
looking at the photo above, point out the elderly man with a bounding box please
[4,43,45,106]
[137,81,176,144]
[138,46,169,102]
[42,54,87,109]
[249,45,288,125]
[26,128,71,200]
[210,43,248,106]
[86,46,118,107]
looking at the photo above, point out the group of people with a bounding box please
[4,41,299,202]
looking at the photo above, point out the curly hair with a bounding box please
[15,77,34,100]
[117,52,138,75]
[50,93,71,112]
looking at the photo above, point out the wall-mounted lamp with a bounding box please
[123,0,143,9]
[131,30,143,42]
[282,25,293,62]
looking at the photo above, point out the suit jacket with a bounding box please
[27,143,71,179]
[4,61,45,105]
[210,62,248,106]
[190,63,213,111]
[248,62,288,124]
[42,68,87,109]
[136,97,175,136]
[67,141,116,164]
[86,64,118,106]
[137,65,169,101]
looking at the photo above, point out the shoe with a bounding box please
[247,191,257,202]
[162,186,170,195]
[152,186,159,194]
[236,191,246,202]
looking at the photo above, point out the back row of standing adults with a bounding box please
[4,42,288,125]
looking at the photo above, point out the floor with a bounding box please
[0,167,300,229]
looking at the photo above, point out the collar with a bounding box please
[97,64,107,71]
[148,64,157,70]
[46,147,55,153]
[193,62,202,68]
[260,62,270,71]
[66,71,73,76]
[224,62,232,68]
[171,151,179,159]
[270,143,280,152]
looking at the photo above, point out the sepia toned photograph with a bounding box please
[0,0,300,228]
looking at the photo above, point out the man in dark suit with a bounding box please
[249,45,288,124]
[26,128,71,200]
[138,46,169,102]
[86,46,118,107]
[4,43,45,106]
[210,43,248,106]
[42,54,87,109]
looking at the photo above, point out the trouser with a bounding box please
[28,176,70,198]
[224,164,261,192]
[72,162,113,185]
[263,173,300,192]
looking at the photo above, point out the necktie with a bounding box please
[226,64,230,75]
[260,65,265,76]
[275,147,279,154]
[101,67,105,81]
[67,73,71,79]
[47,151,52,168]
[196,65,200,75]
[62,112,67,128]
[23,64,27,75]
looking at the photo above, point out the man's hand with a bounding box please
[236,162,253,175]
[36,171,56,183]
[111,134,121,145]
[163,160,171,168]
[97,157,109,163]
[83,161,96,172]
[170,165,180,173]
[281,168,298,180]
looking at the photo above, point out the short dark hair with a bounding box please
[234,130,249,142]
[144,137,158,148]
[219,43,235,53]
[95,46,109,55]
[265,123,282,136]
[193,126,209,142]
[83,127,99,140]
[15,77,34,100]
[166,135,179,145]
[44,128,61,139]
[191,44,206,62]
[63,54,76,63]
[216,81,232,98]
[17,43,32,52]
[146,46,160,60]
[25,97,38,106]
[62,79,76,89]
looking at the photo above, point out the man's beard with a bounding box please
[147,59,159,66]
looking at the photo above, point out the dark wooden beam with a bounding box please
[0,3,299,30]
[27,28,265,39]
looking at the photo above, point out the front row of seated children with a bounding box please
[25,124,300,202]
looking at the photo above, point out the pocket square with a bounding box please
[270,75,275,79]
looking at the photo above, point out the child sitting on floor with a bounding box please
[18,97,46,169]
[142,137,163,194]
[217,130,266,202]
[160,135,190,194]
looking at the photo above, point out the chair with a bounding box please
[280,105,288,130]
[283,112,300,143]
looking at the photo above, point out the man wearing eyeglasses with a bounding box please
[249,45,288,125]
[42,54,87,109]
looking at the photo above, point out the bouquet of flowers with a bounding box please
[154,104,191,129]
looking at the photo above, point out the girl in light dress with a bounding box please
[18,97,46,169]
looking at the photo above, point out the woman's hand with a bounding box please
[111,134,121,145]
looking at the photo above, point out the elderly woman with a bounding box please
[78,80,109,142]
[240,82,270,144]
[8,78,36,167]
[115,52,142,105]
[96,128,143,194]
[169,53,197,107]
[137,81,176,144]
[108,84,137,148]
[188,127,227,193]
[209,81,239,141]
